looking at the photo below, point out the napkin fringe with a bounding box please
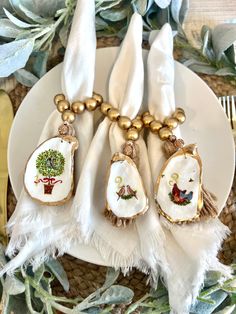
[161,218,231,313]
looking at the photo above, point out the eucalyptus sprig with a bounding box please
[0,0,188,86]
[1,243,236,314]
[175,24,236,77]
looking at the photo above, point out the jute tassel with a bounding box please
[163,137,218,222]
[104,141,142,228]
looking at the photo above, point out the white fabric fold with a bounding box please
[147,23,231,313]
[2,0,96,275]
[71,13,167,277]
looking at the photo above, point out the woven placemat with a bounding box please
[6,37,236,300]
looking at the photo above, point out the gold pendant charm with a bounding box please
[155,144,203,224]
[24,123,78,206]
[104,141,148,227]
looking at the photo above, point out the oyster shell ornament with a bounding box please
[155,137,218,224]
[105,141,149,227]
[24,123,78,206]
[155,144,203,223]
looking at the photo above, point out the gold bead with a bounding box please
[176,107,185,113]
[57,100,70,113]
[93,92,103,105]
[126,128,139,141]
[136,115,142,120]
[100,102,112,115]
[107,108,120,121]
[118,116,132,130]
[150,120,163,133]
[71,101,85,114]
[164,117,179,129]
[142,111,150,117]
[142,114,154,127]
[173,110,186,124]
[132,118,143,131]
[54,93,65,105]
[85,98,98,111]
[159,127,173,140]
[62,110,76,123]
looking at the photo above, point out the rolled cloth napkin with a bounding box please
[71,12,167,278]
[1,0,96,274]
[147,23,231,313]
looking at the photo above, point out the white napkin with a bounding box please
[147,23,231,313]
[1,0,96,274]
[71,13,167,278]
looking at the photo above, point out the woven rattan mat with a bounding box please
[6,37,236,300]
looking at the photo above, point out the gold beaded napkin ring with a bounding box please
[24,92,103,206]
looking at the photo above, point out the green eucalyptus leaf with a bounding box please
[133,0,154,16]
[202,29,210,56]
[59,20,71,46]
[154,0,171,9]
[45,258,69,292]
[96,0,123,13]
[0,243,7,266]
[3,8,36,28]
[201,25,212,43]
[32,51,49,78]
[204,271,222,288]
[170,0,182,24]
[0,38,34,77]
[99,7,130,22]
[178,0,189,25]
[188,63,217,75]
[98,285,134,305]
[214,304,236,314]
[214,67,236,76]
[95,16,108,31]
[0,19,22,38]
[34,29,55,51]
[10,0,65,18]
[33,264,45,284]
[212,23,236,61]
[0,1,12,16]
[6,294,31,314]
[145,6,159,29]
[190,291,228,314]
[18,4,49,24]
[225,44,236,64]
[4,275,25,295]
[102,268,120,290]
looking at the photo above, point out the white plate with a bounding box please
[8,47,235,266]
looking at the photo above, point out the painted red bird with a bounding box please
[126,185,138,199]
[171,183,193,205]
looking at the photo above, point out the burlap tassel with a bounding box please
[199,186,218,219]
[163,137,219,222]
[104,209,134,227]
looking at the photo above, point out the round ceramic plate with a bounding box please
[8,47,235,265]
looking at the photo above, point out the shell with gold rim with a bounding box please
[155,144,203,223]
[105,152,148,226]
[24,135,78,206]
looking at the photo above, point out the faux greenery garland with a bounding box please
[0,0,236,87]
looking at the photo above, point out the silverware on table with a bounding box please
[0,90,13,245]
[219,96,236,133]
